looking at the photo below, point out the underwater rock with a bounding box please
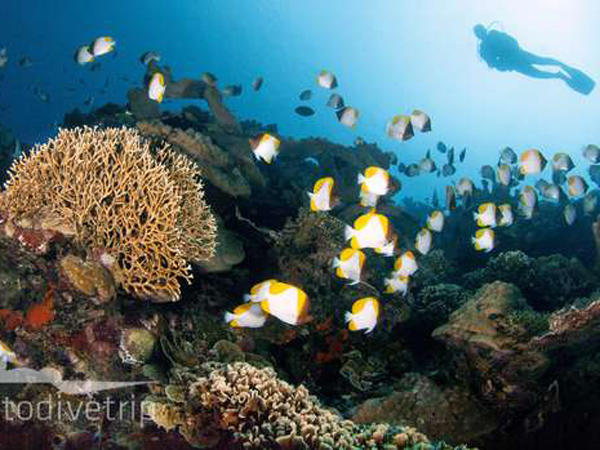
[119,327,157,365]
[197,223,245,273]
[352,372,498,445]
[59,254,116,302]
[127,87,161,120]
[137,121,260,198]
[433,282,550,414]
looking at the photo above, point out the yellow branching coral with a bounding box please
[1,126,217,301]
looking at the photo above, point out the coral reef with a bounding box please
[146,359,468,450]
[1,126,217,301]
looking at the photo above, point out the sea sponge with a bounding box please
[1,126,217,301]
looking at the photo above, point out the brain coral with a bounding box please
[1,126,217,302]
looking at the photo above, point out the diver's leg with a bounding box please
[517,64,566,79]
[520,50,571,71]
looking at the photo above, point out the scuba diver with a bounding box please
[473,23,595,95]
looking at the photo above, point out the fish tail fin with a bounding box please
[223,312,235,323]
[344,225,354,241]
[357,173,365,184]
[243,294,252,302]
[344,312,353,324]
[331,257,340,268]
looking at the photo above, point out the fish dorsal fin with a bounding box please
[269,282,291,296]
[352,298,371,314]
[233,303,252,315]
[340,248,355,261]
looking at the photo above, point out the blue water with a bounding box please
[1,0,599,199]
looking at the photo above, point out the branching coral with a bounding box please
[146,361,455,450]
[1,126,217,301]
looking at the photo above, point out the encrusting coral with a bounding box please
[0,126,217,302]
[146,360,472,450]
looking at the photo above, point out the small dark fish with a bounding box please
[459,148,466,163]
[326,93,344,109]
[447,147,455,165]
[436,169,441,177]
[481,179,489,192]
[397,162,407,174]
[299,89,312,101]
[426,149,431,158]
[481,165,495,181]
[432,189,439,208]
[295,106,315,117]
[589,165,600,186]
[19,57,33,68]
[252,77,263,91]
[442,163,456,177]
[436,141,447,153]
[405,163,420,177]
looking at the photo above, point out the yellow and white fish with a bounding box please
[91,36,116,57]
[249,133,281,164]
[332,248,366,285]
[317,70,338,89]
[583,144,600,163]
[148,72,166,103]
[564,204,577,225]
[415,228,432,255]
[456,177,474,197]
[410,110,431,132]
[519,186,538,208]
[384,274,409,295]
[74,45,94,65]
[393,250,418,277]
[337,107,359,127]
[552,152,574,172]
[498,204,514,227]
[374,235,397,257]
[224,303,268,328]
[519,149,547,175]
[496,164,512,186]
[0,340,18,366]
[473,203,497,228]
[472,228,495,252]
[345,297,379,333]
[345,210,392,252]
[358,166,390,196]
[308,177,336,212]
[567,175,589,197]
[386,115,414,141]
[426,210,444,232]
[244,279,278,302]
[258,281,310,326]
